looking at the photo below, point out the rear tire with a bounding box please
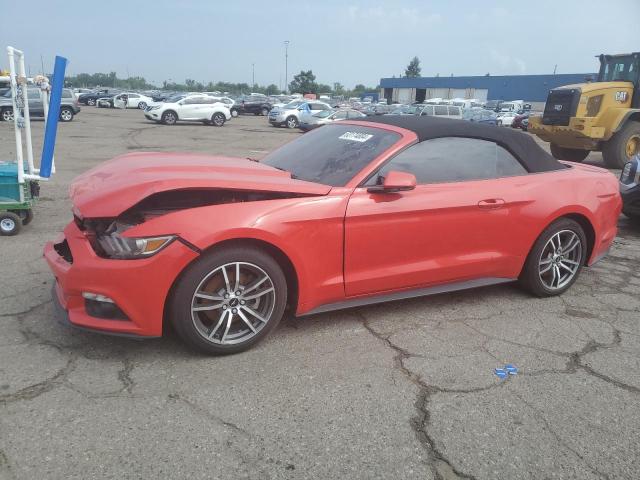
[1,108,14,122]
[231,108,239,118]
[138,102,147,109]
[602,121,640,169]
[261,107,270,116]
[0,212,21,236]
[169,246,287,355]
[550,144,590,162]
[519,218,587,297]
[21,209,34,226]
[87,98,96,106]
[211,112,225,126]
[59,107,74,122]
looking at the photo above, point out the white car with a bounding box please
[268,100,332,128]
[113,93,153,109]
[496,110,518,127]
[205,95,237,116]
[144,94,231,126]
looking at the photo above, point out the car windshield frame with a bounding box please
[261,123,401,187]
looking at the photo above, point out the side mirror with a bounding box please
[368,171,417,193]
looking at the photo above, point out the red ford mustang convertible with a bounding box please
[45,116,621,354]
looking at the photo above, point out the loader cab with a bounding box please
[598,53,640,107]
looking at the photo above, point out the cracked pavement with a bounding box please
[1,109,639,479]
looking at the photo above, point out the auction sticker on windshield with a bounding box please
[339,132,373,143]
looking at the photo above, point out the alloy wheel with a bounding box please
[191,262,276,345]
[538,229,582,290]
[2,109,14,121]
[60,109,72,121]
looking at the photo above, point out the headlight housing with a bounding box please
[585,95,603,117]
[97,233,176,259]
[620,156,640,185]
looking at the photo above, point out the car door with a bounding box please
[344,136,531,296]
[27,88,43,116]
[179,97,203,119]
[127,93,139,108]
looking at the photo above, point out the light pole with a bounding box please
[284,40,290,93]
[252,63,255,89]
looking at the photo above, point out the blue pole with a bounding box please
[39,55,67,178]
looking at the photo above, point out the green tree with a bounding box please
[289,70,318,94]
[316,84,333,94]
[333,82,345,95]
[405,56,421,78]
[265,84,280,95]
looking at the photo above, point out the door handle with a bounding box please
[477,198,505,209]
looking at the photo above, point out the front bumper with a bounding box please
[528,116,607,150]
[620,181,640,217]
[145,111,160,120]
[44,221,199,337]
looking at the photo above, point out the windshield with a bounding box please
[598,55,640,83]
[261,124,401,187]
[313,110,333,118]
[165,94,185,103]
[282,101,303,110]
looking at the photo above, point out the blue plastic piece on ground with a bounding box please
[505,364,518,375]
[40,55,67,178]
[494,368,508,379]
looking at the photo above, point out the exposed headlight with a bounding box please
[585,95,603,117]
[620,157,640,185]
[148,105,161,110]
[97,233,176,259]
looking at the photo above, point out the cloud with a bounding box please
[490,49,527,74]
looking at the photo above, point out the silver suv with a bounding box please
[0,87,80,122]
[268,100,332,128]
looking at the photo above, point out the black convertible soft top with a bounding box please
[351,115,564,173]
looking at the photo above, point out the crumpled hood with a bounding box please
[70,151,331,218]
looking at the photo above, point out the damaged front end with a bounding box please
[75,188,317,260]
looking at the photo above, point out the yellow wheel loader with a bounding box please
[529,53,640,168]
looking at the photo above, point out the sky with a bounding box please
[2,0,638,88]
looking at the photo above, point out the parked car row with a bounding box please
[0,87,80,122]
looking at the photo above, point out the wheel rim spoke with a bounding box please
[242,287,274,301]
[242,275,269,294]
[208,310,229,339]
[193,302,224,312]
[237,309,257,333]
[242,306,268,323]
[221,311,233,343]
[195,292,223,301]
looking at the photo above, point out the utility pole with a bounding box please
[553,64,557,74]
[284,40,290,93]
[40,55,45,75]
[252,63,255,88]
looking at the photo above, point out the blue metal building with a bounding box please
[379,73,595,103]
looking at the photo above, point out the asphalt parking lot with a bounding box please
[1,108,639,480]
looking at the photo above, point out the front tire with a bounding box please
[602,121,640,169]
[161,111,177,125]
[169,246,287,354]
[519,218,587,297]
[0,212,21,236]
[138,102,147,110]
[550,144,590,162]
[211,112,226,126]
[285,116,299,129]
[87,98,96,106]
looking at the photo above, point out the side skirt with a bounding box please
[299,277,515,317]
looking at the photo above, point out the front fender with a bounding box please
[123,193,350,314]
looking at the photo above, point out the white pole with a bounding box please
[7,47,24,192]
[39,77,55,173]
[18,50,35,175]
